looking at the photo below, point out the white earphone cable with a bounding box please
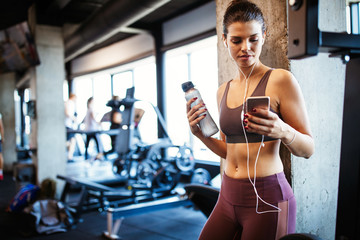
[240,62,281,214]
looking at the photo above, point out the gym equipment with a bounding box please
[103,194,193,240]
[279,233,323,240]
[57,173,179,220]
[58,87,196,220]
[110,87,195,191]
[184,184,219,218]
[102,180,219,239]
[190,168,212,185]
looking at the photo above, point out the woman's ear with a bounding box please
[262,32,266,45]
[222,34,228,48]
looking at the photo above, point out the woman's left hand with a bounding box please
[243,107,286,139]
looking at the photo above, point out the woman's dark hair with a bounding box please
[223,0,266,37]
[87,97,93,108]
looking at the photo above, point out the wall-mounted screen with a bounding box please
[0,21,40,73]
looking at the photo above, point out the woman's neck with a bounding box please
[237,61,262,82]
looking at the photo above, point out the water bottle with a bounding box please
[181,81,219,137]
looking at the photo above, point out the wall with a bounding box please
[71,33,155,77]
[163,1,216,45]
[291,0,346,239]
[0,72,17,170]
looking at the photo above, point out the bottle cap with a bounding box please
[181,81,194,92]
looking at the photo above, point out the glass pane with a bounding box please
[113,71,133,99]
[134,62,158,144]
[165,36,219,162]
[190,38,219,161]
[72,76,93,125]
[93,73,111,120]
[165,53,190,148]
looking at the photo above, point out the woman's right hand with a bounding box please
[186,97,207,137]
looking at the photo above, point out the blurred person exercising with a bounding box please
[65,93,78,162]
[83,97,104,160]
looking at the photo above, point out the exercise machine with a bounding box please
[58,87,197,220]
[110,87,195,192]
[103,194,193,240]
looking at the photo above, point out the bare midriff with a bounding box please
[224,140,283,179]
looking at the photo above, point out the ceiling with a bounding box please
[0,0,213,59]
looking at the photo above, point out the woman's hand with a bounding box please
[186,97,207,137]
[243,107,288,139]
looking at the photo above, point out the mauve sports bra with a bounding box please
[219,69,280,143]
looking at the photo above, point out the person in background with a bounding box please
[0,112,4,180]
[101,96,123,156]
[83,97,104,160]
[64,93,78,162]
[108,96,123,154]
[186,1,314,239]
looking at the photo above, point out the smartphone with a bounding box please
[245,96,270,113]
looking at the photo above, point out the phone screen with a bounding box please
[245,96,270,113]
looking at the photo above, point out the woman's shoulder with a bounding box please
[270,68,297,86]
[217,80,231,100]
[270,68,294,78]
[218,80,230,90]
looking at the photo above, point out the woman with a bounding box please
[186,1,314,239]
[83,97,104,160]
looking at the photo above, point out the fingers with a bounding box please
[189,114,206,128]
[186,97,198,112]
[186,98,206,118]
[188,108,207,126]
[186,97,207,134]
[244,108,277,135]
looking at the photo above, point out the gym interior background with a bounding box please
[0,0,358,239]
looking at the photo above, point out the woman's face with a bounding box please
[223,20,265,68]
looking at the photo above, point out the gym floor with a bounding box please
[0,157,208,240]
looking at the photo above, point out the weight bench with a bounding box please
[103,194,193,240]
[57,174,178,220]
[57,175,131,218]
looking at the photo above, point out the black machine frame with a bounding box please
[287,0,360,239]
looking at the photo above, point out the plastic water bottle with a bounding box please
[181,81,219,137]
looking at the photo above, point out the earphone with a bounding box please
[240,62,281,214]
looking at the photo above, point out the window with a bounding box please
[165,36,219,161]
[347,1,360,34]
[113,71,133,98]
[71,56,158,146]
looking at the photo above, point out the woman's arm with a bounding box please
[0,118,4,142]
[112,112,122,124]
[185,85,227,159]
[245,69,314,158]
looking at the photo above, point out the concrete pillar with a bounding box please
[0,72,17,170]
[30,25,66,197]
[291,1,346,239]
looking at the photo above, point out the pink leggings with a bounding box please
[198,172,296,240]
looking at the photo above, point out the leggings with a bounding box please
[198,172,296,240]
[85,133,103,159]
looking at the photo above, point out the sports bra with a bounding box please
[219,69,280,143]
